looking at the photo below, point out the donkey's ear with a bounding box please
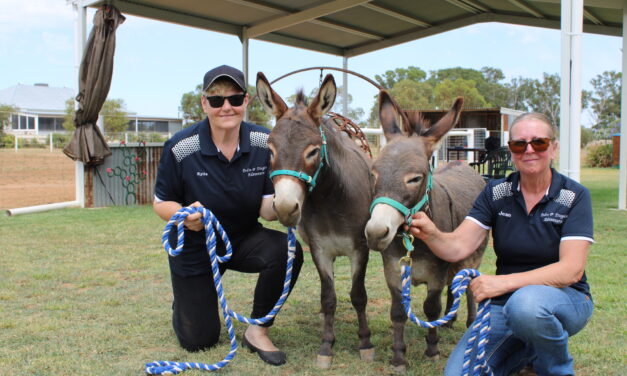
[378,90,412,141]
[256,72,288,118]
[308,74,336,123]
[423,97,463,144]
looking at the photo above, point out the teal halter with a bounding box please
[269,125,329,193]
[369,170,433,228]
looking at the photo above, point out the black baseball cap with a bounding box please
[202,65,246,93]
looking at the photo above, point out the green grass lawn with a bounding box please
[1,168,625,375]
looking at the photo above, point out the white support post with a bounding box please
[342,57,349,117]
[50,133,53,152]
[73,1,87,208]
[242,29,250,122]
[619,0,627,210]
[559,0,583,182]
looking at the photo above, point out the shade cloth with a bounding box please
[63,5,125,166]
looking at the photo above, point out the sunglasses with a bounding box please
[507,137,552,153]
[205,93,246,108]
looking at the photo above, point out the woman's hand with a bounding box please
[470,275,512,303]
[184,201,205,231]
[406,211,438,241]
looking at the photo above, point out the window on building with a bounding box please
[11,114,18,129]
[39,117,65,132]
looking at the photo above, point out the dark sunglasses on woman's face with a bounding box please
[507,137,552,154]
[205,93,246,108]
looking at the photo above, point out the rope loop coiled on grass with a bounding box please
[145,206,296,374]
[400,266,493,376]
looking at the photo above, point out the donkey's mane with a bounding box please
[295,90,309,106]
[405,110,431,135]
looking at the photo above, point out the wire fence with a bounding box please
[0,132,170,151]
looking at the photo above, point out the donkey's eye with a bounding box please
[406,175,422,185]
[306,148,320,159]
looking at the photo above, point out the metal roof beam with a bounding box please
[528,0,621,9]
[445,0,481,14]
[111,0,241,35]
[508,0,545,18]
[361,3,431,28]
[245,0,372,39]
[346,11,620,57]
[584,8,604,25]
[459,0,490,12]
[230,0,381,40]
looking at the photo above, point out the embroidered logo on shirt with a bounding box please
[196,172,208,177]
[541,211,568,224]
[250,132,269,149]
[242,165,267,177]
[554,189,575,208]
[492,182,513,201]
[172,134,200,162]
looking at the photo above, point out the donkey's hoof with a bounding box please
[316,355,333,369]
[423,352,440,361]
[392,364,407,374]
[359,347,375,362]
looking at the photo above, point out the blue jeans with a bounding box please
[445,285,593,376]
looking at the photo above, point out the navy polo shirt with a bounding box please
[466,169,593,302]
[155,118,274,276]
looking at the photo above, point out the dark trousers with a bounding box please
[170,226,304,352]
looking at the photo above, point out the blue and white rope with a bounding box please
[146,206,296,375]
[400,266,493,376]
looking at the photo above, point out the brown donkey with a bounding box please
[256,72,374,368]
[365,91,486,373]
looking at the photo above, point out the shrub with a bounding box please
[585,141,613,167]
[52,133,71,149]
[0,132,14,148]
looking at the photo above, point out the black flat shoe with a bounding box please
[241,334,287,366]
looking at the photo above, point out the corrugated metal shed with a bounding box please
[85,142,163,207]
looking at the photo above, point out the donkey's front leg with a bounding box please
[349,249,374,361]
[423,287,444,359]
[384,256,408,373]
[311,250,336,369]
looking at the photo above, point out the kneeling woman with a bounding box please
[409,113,594,375]
[154,65,304,366]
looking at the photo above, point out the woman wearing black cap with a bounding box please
[153,65,304,366]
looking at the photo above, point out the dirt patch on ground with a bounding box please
[0,149,75,210]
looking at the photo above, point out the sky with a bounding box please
[0,0,622,126]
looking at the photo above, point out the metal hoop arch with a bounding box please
[247,66,383,108]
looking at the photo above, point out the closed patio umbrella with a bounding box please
[63,5,125,166]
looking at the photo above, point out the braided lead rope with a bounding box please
[146,206,296,375]
[400,266,493,376]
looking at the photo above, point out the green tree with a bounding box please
[63,98,75,130]
[101,99,130,134]
[179,84,205,124]
[588,70,621,139]
[246,85,272,128]
[433,78,488,109]
[374,66,427,89]
[518,73,562,128]
[63,98,130,134]
[0,103,17,128]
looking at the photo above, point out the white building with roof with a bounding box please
[0,83,182,135]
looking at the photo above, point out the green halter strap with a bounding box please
[369,171,433,227]
[269,125,329,193]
